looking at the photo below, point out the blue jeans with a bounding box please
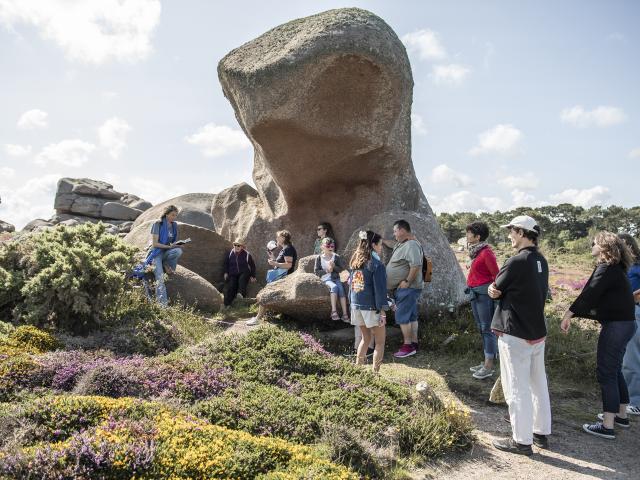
[471,292,497,359]
[395,288,421,325]
[622,305,640,406]
[154,248,183,305]
[266,268,288,283]
[597,320,637,413]
[324,279,346,298]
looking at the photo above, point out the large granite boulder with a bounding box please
[123,221,232,285]
[256,256,333,320]
[52,178,151,227]
[0,219,15,233]
[132,193,216,231]
[166,265,223,312]
[214,8,466,316]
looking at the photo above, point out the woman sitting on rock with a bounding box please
[349,230,388,373]
[314,221,336,255]
[314,237,349,322]
[148,205,183,306]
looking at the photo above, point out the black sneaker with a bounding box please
[597,413,630,428]
[582,422,615,439]
[492,438,533,456]
[533,433,549,449]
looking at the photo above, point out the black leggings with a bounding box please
[597,320,637,413]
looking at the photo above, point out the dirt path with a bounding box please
[418,395,639,480]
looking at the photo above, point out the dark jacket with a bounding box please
[314,253,347,281]
[349,257,388,312]
[570,262,635,322]
[224,249,256,277]
[491,246,549,341]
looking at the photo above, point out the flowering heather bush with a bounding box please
[0,395,357,479]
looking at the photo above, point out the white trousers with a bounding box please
[499,334,552,445]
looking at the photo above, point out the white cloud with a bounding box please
[35,139,96,167]
[430,190,505,214]
[549,185,611,208]
[185,123,251,158]
[126,177,185,205]
[16,109,48,129]
[1,167,16,179]
[429,164,473,188]
[430,64,471,85]
[0,173,59,229]
[401,29,447,61]
[469,124,523,156]
[411,113,427,135]
[628,147,640,159]
[0,0,161,64]
[497,172,539,191]
[4,144,32,157]
[98,117,131,159]
[560,105,626,128]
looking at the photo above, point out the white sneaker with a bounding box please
[627,405,640,416]
[246,316,260,326]
[236,293,243,299]
[469,363,484,372]
[472,366,494,379]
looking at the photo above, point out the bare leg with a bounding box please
[330,292,337,312]
[399,323,412,344]
[357,326,372,366]
[410,321,419,344]
[371,325,386,373]
[618,403,628,419]
[602,412,615,429]
[340,296,348,315]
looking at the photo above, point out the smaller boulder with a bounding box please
[101,202,143,221]
[166,265,223,312]
[0,219,15,233]
[22,219,54,232]
[132,193,216,231]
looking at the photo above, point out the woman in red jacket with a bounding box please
[466,222,500,380]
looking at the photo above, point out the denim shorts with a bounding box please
[394,288,422,325]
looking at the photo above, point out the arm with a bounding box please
[398,242,422,288]
[248,254,256,278]
[569,265,608,315]
[484,249,500,279]
[151,233,175,249]
[492,257,519,296]
[272,256,293,270]
[373,263,389,311]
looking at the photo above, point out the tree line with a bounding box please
[437,204,640,251]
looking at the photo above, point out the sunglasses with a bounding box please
[233,243,242,247]
[591,241,596,247]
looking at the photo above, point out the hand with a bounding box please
[268,259,276,267]
[250,277,257,283]
[560,311,573,334]
[399,280,409,289]
[224,273,228,281]
[488,283,502,299]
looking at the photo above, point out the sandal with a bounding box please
[331,311,340,321]
[341,313,350,323]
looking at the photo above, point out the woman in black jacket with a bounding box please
[561,231,637,439]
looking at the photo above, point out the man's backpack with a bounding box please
[417,242,433,283]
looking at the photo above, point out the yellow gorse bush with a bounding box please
[0,325,59,355]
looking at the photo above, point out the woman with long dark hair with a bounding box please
[349,230,387,373]
[314,222,337,255]
[619,233,640,417]
[148,204,183,306]
[561,231,637,439]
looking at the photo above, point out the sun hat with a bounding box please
[500,215,539,233]
[233,238,246,246]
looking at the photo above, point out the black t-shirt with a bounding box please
[276,244,297,275]
[490,246,549,340]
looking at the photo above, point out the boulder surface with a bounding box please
[132,193,216,231]
[165,265,223,312]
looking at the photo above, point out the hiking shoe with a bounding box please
[533,433,549,449]
[582,422,615,439]
[366,347,375,358]
[469,363,484,372]
[393,344,417,358]
[492,438,533,456]
[246,316,260,326]
[597,413,630,428]
[472,366,494,379]
[627,405,640,416]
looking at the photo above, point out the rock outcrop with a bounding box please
[166,265,223,312]
[213,8,467,316]
[132,193,216,231]
[21,178,152,235]
[124,221,232,285]
[0,219,14,233]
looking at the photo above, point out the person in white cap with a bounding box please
[488,215,551,456]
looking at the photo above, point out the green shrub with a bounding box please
[0,223,137,332]
[9,325,59,353]
[0,355,45,401]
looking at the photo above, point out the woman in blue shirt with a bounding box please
[620,233,640,416]
[349,230,388,373]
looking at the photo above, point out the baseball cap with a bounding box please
[500,215,539,233]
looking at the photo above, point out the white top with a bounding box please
[320,253,335,281]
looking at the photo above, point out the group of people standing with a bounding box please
[463,215,640,455]
[145,206,640,454]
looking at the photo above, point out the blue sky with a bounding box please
[1,0,638,228]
